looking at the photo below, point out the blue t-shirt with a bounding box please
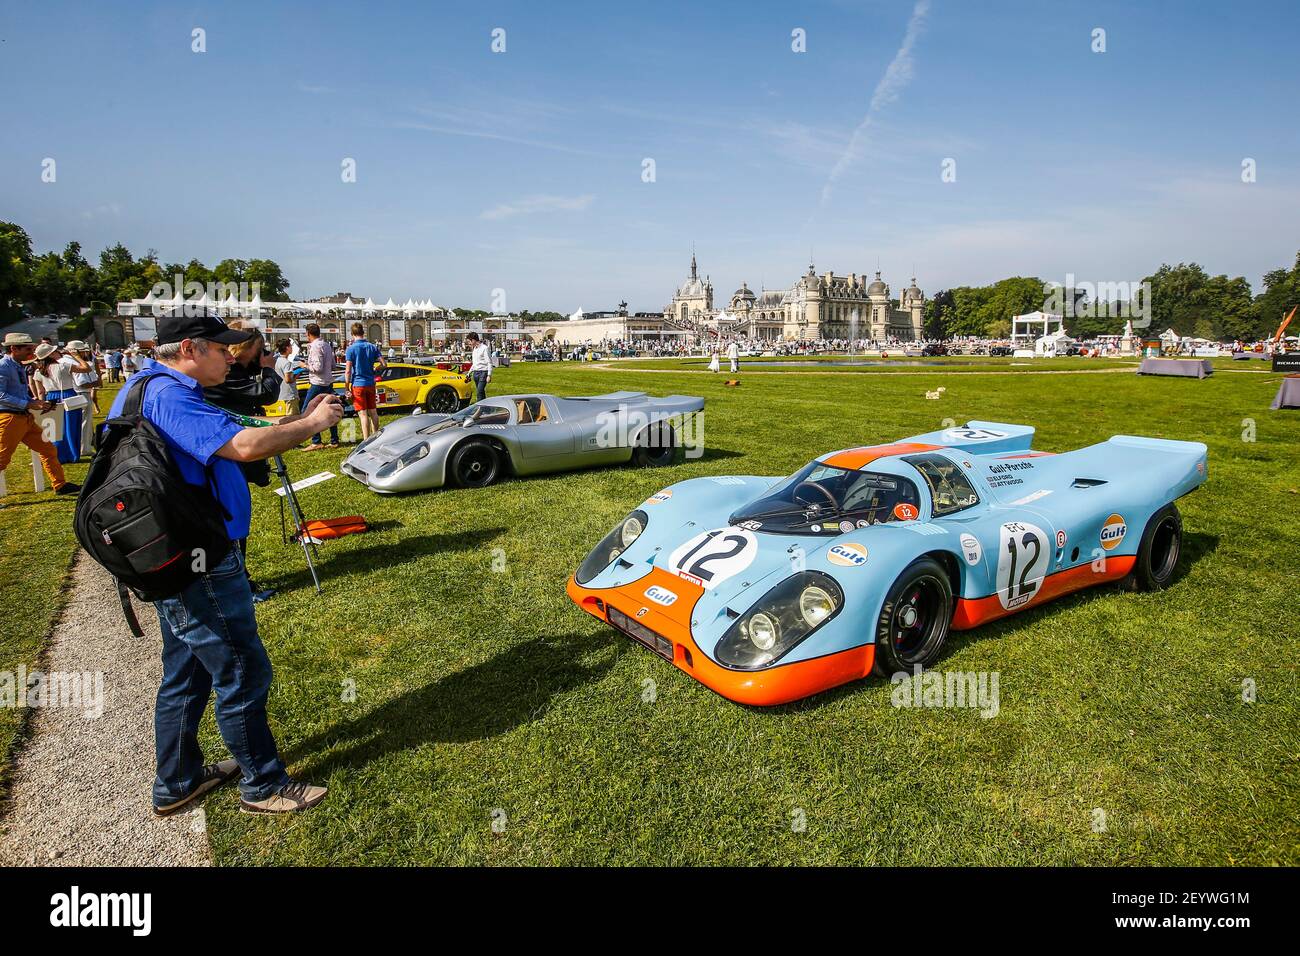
[104,359,251,540]
[345,339,382,388]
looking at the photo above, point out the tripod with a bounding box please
[273,453,322,593]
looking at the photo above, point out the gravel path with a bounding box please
[0,552,211,866]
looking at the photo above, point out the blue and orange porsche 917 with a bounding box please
[568,421,1208,706]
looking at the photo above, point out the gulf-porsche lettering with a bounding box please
[667,527,757,590]
[1101,514,1127,550]
[827,542,868,567]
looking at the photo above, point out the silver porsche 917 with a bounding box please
[340,391,706,493]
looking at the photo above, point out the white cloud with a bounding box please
[297,82,333,94]
[821,0,930,204]
[480,194,595,221]
[82,202,122,220]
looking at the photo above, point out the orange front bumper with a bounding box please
[568,566,874,707]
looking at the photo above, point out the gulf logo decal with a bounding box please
[1100,514,1127,551]
[646,490,672,505]
[827,542,868,567]
[644,585,678,606]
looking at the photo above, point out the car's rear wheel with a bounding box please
[631,422,676,467]
[425,385,460,414]
[1130,503,1182,591]
[449,439,501,488]
[871,558,953,676]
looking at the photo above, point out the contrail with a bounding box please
[820,0,931,205]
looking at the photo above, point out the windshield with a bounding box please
[730,461,921,535]
[420,402,510,435]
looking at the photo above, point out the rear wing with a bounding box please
[1106,435,1208,500]
[907,420,1036,457]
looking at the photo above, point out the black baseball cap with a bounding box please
[156,311,256,346]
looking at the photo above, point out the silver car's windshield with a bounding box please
[419,403,510,435]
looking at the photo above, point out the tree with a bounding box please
[1253,251,1300,341]
[1143,262,1256,340]
[0,221,34,322]
[243,259,290,300]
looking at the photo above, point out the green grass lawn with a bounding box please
[602,353,1144,373]
[0,388,113,803]
[2,365,1294,863]
[179,361,1298,865]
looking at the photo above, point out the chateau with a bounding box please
[663,253,925,341]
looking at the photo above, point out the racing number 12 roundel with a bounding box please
[996,521,1049,611]
[667,527,758,590]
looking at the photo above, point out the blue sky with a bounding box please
[2,0,1297,312]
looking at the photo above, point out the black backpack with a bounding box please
[74,373,232,636]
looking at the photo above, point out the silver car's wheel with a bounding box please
[450,440,501,488]
[631,423,676,467]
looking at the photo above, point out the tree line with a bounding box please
[923,254,1299,342]
[5,221,1295,342]
[0,221,292,323]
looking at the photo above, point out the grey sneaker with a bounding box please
[153,759,240,817]
[240,779,328,814]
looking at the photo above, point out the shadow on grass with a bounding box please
[0,497,77,511]
[768,531,1221,715]
[286,630,618,776]
[262,527,507,593]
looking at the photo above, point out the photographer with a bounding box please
[204,322,283,604]
[103,312,344,816]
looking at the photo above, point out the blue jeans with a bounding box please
[152,548,289,805]
[471,370,489,402]
[303,383,339,444]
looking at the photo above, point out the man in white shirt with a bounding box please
[302,323,340,449]
[727,339,740,373]
[467,332,491,402]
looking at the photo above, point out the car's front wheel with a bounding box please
[425,385,460,414]
[449,439,501,488]
[872,557,953,676]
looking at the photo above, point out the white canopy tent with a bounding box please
[1034,328,1076,357]
[1012,310,1064,345]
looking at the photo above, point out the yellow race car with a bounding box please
[264,362,473,418]
[374,362,474,413]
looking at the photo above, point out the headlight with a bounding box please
[374,442,429,478]
[746,612,779,650]
[620,514,644,547]
[576,510,648,585]
[714,571,843,670]
[799,585,835,627]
